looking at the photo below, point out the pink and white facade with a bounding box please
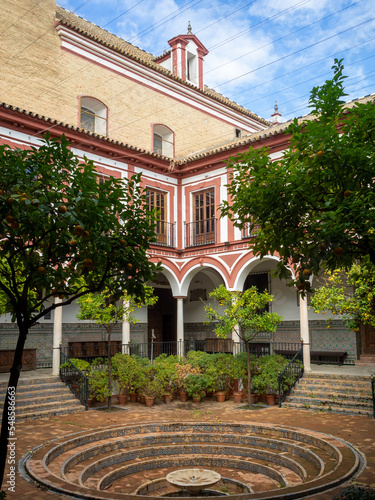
[0,0,365,368]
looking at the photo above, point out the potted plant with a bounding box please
[229,352,248,403]
[175,362,201,401]
[185,374,209,402]
[253,355,289,405]
[154,354,179,403]
[112,353,146,402]
[139,378,164,407]
[88,369,110,404]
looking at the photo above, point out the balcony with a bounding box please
[185,218,217,247]
[153,221,175,247]
[242,222,260,239]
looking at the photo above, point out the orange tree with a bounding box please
[221,59,375,290]
[0,134,159,488]
[76,285,157,410]
[203,285,282,408]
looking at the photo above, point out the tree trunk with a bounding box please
[245,341,253,409]
[0,324,27,489]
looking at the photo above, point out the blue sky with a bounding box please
[59,0,375,123]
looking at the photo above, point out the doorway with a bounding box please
[148,288,177,355]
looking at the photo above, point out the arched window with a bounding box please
[153,125,174,158]
[80,97,107,135]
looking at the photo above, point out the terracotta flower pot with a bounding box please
[118,394,127,405]
[129,392,138,403]
[266,394,276,406]
[145,396,155,407]
[87,397,94,408]
[216,391,226,402]
[163,393,172,404]
[192,395,201,403]
[179,390,188,402]
[233,392,242,404]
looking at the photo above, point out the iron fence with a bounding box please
[372,375,375,419]
[59,351,89,410]
[61,340,302,362]
[278,344,304,407]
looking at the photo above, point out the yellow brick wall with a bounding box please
[1,0,251,158]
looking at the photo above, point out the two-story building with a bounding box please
[0,0,370,370]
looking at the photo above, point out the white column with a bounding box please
[300,293,312,372]
[52,297,62,376]
[232,325,240,356]
[176,297,185,357]
[122,300,130,354]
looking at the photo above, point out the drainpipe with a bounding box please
[52,297,63,376]
[300,293,311,372]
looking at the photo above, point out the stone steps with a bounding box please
[283,373,374,418]
[0,375,85,422]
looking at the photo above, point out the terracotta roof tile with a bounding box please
[55,6,270,126]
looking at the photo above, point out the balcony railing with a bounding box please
[153,221,175,247]
[185,218,217,247]
[242,222,260,239]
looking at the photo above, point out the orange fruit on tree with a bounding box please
[333,247,343,255]
[58,205,67,214]
[126,263,133,270]
[73,225,83,236]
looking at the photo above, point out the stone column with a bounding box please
[300,293,312,372]
[52,297,62,376]
[122,299,130,354]
[176,297,185,357]
[232,325,240,356]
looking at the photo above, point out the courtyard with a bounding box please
[1,364,374,500]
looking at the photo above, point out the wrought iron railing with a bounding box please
[277,344,304,407]
[185,218,217,247]
[59,351,89,410]
[61,340,302,362]
[152,221,175,247]
[372,374,375,419]
[242,222,261,239]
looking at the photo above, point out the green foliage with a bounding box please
[111,353,146,394]
[0,134,159,325]
[252,355,289,395]
[60,358,91,372]
[77,284,157,334]
[88,370,110,401]
[154,353,179,393]
[311,257,375,330]
[184,374,210,398]
[221,59,375,287]
[139,377,164,398]
[333,485,375,499]
[204,285,282,343]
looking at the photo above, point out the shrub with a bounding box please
[333,485,375,499]
[60,358,91,373]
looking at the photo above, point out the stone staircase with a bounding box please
[0,376,85,422]
[282,372,374,417]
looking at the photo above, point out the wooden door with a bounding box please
[361,322,375,354]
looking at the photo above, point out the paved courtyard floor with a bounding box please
[1,396,374,500]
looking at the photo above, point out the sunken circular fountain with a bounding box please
[20,422,364,499]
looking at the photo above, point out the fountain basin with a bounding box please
[166,469,221,493]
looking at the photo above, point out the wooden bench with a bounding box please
[0,348,37,373]
[275,349,347,365]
